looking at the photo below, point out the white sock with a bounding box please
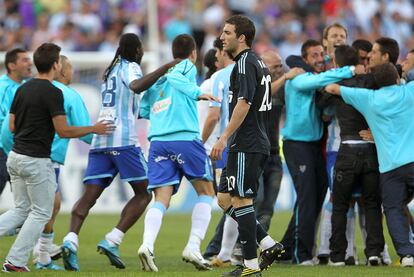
[244,258,259,270]
[259,235,276,251]
[217,215,239,261]
[142,202,166,253]
[318,201,332,255]
[186,196,213,252]
[345,207,356,258]
[105,228,124,247]
[38,232,53,265]
[63,232,79,251]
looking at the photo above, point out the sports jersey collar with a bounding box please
[233,48,251,62]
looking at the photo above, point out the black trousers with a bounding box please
[0,149,9,196]
[329,143,384,262]
[281,140,327,263]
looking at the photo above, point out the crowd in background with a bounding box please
[1,0,414,63]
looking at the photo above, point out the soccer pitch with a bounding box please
[0,211,413,276]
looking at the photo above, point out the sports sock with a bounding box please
[345,207,356,258]
[217,215,238,261]
[63,232,79,251]
[244,258,259,270]
[186,195,213,252]
[235,205,257,261]
[142,201,166,253]
[318,201,332,255]
[38,232,53,265]
[105,228,124,247]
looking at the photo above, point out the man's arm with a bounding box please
[129,59,180,94]
[202,107,220,143]
[9,113,15,133]
[210,100,250,160]
[271,67,305,95]
[324,84,342,95]
[53,115,114,138]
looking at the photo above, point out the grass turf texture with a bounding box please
[0,211,413,276]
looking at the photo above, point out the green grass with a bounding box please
[0,211,413,276]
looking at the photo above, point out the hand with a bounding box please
[354,64,366,75]
[93,120,116,135]
[198,93,220,102]
[359,129,374,142]
[210,136,227,161]
[324,84,340,94]
[285,67,305,80]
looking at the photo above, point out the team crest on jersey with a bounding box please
[152,97,171,114]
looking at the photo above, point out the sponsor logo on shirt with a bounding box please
[154,155,168,163]
[152,97,171,114]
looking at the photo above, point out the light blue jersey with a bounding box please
[341,82,414,173]
[210,63,234,135]
[92,58,143,150]
[1,81,92,164]
[0,74,21,149]
[140,59,202,141]
[282,66,353,141]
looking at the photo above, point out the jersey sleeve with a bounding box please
[166,65,202,100]
[340,86,373,115]
[9,87,21,115]
[139,90,151,119]
[68,92,93,144]
[126,62,143,85]
[235,60,257,104]
[210,73,223,108]
[47,87,66,117]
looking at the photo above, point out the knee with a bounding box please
[217,194,231,210]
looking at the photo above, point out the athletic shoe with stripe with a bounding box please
[97,239,125,269]
[259,241,285,270]
[138,245,158,272]
[62,241,80,271]
[2,261,30,272]
[182,247,212,271]
[222,265,261,276]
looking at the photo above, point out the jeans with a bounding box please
[0,151,56,266]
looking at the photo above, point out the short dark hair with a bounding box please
[335,45,359,67]
[322,23,348,40]
[409,48,414,54]
[33,43,61,73]
[5,48,26,73]
[213,37,223,51]
[371,63,399,87]
[375,37,399,65]
[301,39,322,58]
[225,15,255,47]
[172,34,196,59]
[352,39,372,53]
[203,49,217,79]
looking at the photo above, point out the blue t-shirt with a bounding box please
[0,74,21,149]
[341,82,414,173]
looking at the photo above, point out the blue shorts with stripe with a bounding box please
[83,146,148,187]
[147,139,213,194]
[220,152,268,198]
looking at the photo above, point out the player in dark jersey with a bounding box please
[210,15,283,277]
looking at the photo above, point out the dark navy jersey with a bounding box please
[228,49,272,154]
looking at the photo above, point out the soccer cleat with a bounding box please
[182,247,212,271]
[62,241,80,271]
[35,262,64,270]
[222,265,261,276]
[209,256,231,268]
[259,241,284,270]
[2,261,30,272]
[138,245,158,272]
[400,255,413,267]
[367,256,380,266]
[97,239,125,269]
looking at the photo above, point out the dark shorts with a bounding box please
[218,152,267,198]
[83,146,148,187]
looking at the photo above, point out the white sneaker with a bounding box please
[299,260,315,266]
[368,256,380,266]
[138,245,158,272]
[182,247,212,271]
[33,243,62,264]
[401,255,413,267]
[328,259,345,266]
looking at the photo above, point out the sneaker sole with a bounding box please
[138,251,158,272]
[182,257,212,271]
[62,247,79,271]
[97,245,125,269]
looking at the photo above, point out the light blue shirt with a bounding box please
[140,59,202,141]
[341,82,414,173]
[0,74,21,149]
[210,63,234,135]
[1,81,92,164]
[282,66,353,141]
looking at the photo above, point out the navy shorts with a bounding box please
[148,140,213,194]
[53,162,61,192]
[83,146,148,187]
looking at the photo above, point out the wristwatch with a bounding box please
[350,65,356,76]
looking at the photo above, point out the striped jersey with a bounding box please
[91,58,142,150]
